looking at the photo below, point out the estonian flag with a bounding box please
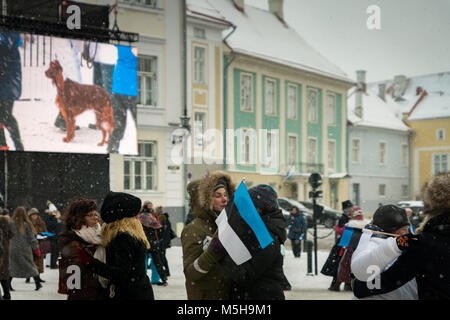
[215,181,274,265]
[338,226,363,249]
[338,226,376,254]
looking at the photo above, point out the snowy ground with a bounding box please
[6,227,354,300]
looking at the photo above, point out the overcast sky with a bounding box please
[244,0,450,82]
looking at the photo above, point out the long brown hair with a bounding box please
[12,206,37,235]
[63,198,98,231]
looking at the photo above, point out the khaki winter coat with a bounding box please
[181,171,236,300]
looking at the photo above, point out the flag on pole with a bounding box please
[215,181,274,265]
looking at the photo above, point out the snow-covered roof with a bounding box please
[347,88,410,132]
[188,0,352,83]
[368,72,450,119]
[186,0,231,26]
[408,93,450,121]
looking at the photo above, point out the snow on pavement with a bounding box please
[6,245,352,300]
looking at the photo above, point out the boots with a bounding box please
[38,275,45,283]
[33,276,42,291]
[1,280,10,300]
[9,277,14,291]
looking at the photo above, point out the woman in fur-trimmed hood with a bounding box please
[181,171,236,300]
[77,191,154,300]
[353,172,450,300]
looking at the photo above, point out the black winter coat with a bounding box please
[353,214,450,300]
[222,209,287,300]
[88,232,154,300]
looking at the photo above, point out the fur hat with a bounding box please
[421,172,450,214]
[28,207,39,217]
[372,204,409,233]
[198,171,236,212]
[248,184,279,212]
[100,191,142,223]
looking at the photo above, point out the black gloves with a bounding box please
[396,233,419,251]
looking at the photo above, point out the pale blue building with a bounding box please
[347,71,412,216]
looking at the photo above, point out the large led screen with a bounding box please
[0,30,138,155]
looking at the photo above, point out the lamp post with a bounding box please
[180,115,190,221]
[308,172,323,275]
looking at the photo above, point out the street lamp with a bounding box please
[180,115,191,222]
[308,172,323,275]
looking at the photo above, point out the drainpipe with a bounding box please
[222,25,236,169]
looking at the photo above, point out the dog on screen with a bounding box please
[45,60,114,146]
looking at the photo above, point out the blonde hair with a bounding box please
[101,217,150,249]
[12,206,37,235]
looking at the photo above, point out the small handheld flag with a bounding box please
[215,181,274,265]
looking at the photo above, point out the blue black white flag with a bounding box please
[215,181,274,265]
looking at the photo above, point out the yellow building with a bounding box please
[406,92,450,198]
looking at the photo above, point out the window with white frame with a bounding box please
[402,144,408,167]
[352,138,360,163]
[307,89,318,122]
[121,0,158,8]
[193,45,206,85]
[327,93,336,125]
[194,112,206,147]
[265,78,276,116]
[307,137,317,164]
[137,55,158,106]
[437,128,446,141]
[266,131,273,159]
[240,73,253,112]
[240,129,255,165]
[433,153,448,175]
[287,84,297,120]
[379,184,386,197]
[288,135,298,170]
[124,141,157,191]
[379,142,386,165]
[328,140,336,171]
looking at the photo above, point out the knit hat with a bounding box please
[342,200,353,211]
[248,184,279,212]
[100,191,142,223]
[48,203,57,212]
[214,178,228,192]
[372,204,409,233]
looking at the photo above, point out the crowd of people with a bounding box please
[0,196,175,300]
[0,170,449,300]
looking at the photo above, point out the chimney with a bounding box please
[393,75,408,99]
[233,0,244,11]
[416,86,423,95]
[269,0,284,20]
[355,70,366,117]
[378,83,386,101]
